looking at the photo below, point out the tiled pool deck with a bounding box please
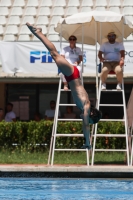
[0,164,133,178]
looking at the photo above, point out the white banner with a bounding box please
[0,41,133,74]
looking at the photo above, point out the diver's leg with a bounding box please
[26,23,73,76]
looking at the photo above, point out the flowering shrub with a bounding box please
[0,121,126,152]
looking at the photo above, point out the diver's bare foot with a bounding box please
[26,22,42,36]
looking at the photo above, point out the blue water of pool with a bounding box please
[0,178,133,200]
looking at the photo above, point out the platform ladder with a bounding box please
[48,77,90,166]
[91,77,129,166]
[130,121,133,165]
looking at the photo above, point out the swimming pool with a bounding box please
[0,178,133,200]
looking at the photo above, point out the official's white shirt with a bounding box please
[100,42,125,61]
[5,111,16,122]
[61,46,82,65]
[45,109,61,118]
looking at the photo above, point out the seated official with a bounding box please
[44,100,61,120]
[0,108,4,122]
[5,103,16,122]
[98,30,125,90]
[60,35,82,90]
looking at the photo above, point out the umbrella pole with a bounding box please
[59,24,62,52]
[122,17,124,42]
[95,22,99,106]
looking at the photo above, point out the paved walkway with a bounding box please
[0,164,133,178]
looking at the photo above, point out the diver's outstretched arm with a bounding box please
[82,124,91,150]
[80,103,91,149]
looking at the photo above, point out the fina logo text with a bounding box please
[30,51,56,63]
[30,50,87,64]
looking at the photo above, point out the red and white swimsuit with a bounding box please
[65,66,80,82]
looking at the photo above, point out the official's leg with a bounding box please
[59,73,69,90]
[113,62,123,84]
[100,62,112,83]
[26,23,74,76]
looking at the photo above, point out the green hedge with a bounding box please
[0,121,126,151]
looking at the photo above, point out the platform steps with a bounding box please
[91,79,129,166]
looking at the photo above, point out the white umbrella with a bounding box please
[55,10,133,45]
[55,10,133,101]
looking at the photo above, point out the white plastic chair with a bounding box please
[54,0,66,8]
[18,34,31,41]
[65,7,78,17]
[19,25,32,35]
[3,34,16,41]
[10,7,23,17]
[95,0,107,7]
[5,25,18,35]
[8,16,21,26]
[38,7,51,17]
[81,0,93,7]
[22,16,35,25]
[125,16,133,22]
[122,7,133,15]
[109,7,121,14]
[32,35,39,41]
[40,25,47,35]
[50,16,61,25]
[48,34,59,41]
[27,0,39,8]
[24,7,37,16]
[36,16,49,26]
[95,7,106,11]
[123,0,133,7]
[48,25,58,35]
[0,7,9,17]
[80,7,92,12]
[0,0,11,8]
[67,0,80,7]
[13,0,25,8]
[40,0,52,7]
[0,16,7,26]
[0,26,4,35]
[52,7,65,17]
[109,0,121,7]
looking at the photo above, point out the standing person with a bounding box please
[98,30,125,90]
[44,100,61,120]
[5,103,16,122]
[60,35,82,90]
[0,108,4,122]
[26,23,102,149]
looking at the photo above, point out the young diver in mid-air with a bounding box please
[26,23,102,149]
